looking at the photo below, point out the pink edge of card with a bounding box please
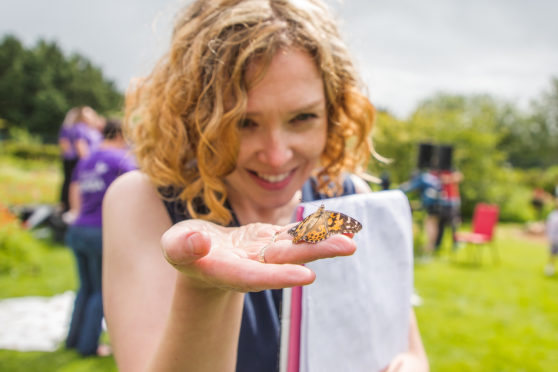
[287,205,305,372]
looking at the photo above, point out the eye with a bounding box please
[239,118,258,129]
[291,112,317,123]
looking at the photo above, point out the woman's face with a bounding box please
[224,48,328,211]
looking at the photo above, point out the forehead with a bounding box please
[245,48,325,114]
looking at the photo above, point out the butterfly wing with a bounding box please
[288,205,327,243]
[324,210,362,238]
[298,209,330,243]
[288,205,362,244]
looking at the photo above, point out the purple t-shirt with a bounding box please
[58,125,77,159]
[74,122,103,153]
[58,122,102,160]
[72,147,136,227]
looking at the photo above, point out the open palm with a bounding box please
[161,219,357,292]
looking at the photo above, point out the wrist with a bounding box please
[175,271,237,297]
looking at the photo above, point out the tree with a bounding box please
[498,77,558,168]
[0,35,123,141]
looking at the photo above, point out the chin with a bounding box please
[258,188,300,209]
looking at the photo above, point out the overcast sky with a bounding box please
[1,0,557,118]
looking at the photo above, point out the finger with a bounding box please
[161,230,211,267]
[262,234,357,265]
[199,257,316,291]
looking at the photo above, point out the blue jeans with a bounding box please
[65,225,103,356]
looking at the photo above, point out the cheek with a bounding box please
[297,124,327,161]
[234,136,255,166]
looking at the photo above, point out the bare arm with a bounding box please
[75,138,89,158]
[58,138,72,154]
[103,171,179,371]
[103,171,357,372]
[68,181,81,214]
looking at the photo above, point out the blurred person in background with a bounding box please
[65,119,135,356]
[58,107,82,212]
[432,145,462,252]
[545,199,558,276]
[400,143,441,256]
[58,106,104,213]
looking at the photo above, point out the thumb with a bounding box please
[161,230,211,267]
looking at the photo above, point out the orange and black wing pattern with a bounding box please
[288,204,362,244]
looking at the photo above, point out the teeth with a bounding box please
[257,171,290,183]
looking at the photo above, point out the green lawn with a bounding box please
[415,225,558,371]
[0,350,116,372]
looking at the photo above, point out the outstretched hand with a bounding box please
[161,219,357,292]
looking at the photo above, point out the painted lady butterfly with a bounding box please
[288,204,362,244]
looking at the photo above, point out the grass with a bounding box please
[414,225,558,371]
[0,350,116,372]
[0,155,61,206]
[0,223,76,298]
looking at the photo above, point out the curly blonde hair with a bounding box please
[125,0,376,225]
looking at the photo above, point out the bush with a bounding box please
[0,220,41,275]
[0,127,59,162]
[0,215,75,299]
[0,141,59,162]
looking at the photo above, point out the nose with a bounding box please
[257,127,293,168]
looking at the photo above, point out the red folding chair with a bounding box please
[455,203,500,264]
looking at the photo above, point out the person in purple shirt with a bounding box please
[65,118,136,356]
[58,106,104,212]
[58,107,82,212]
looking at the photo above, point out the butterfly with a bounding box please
[288,204,362,244]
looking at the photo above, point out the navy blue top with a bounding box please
[161,176,356,372]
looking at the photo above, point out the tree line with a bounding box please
[0,35,123,142]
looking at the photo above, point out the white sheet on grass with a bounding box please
[0,291,74,351]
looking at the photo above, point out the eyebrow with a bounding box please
[245,98,326,117]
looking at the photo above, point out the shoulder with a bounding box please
[348,174,372,194]
[103,170,172,264]
[104,170,166,222]
[105,170,156,203]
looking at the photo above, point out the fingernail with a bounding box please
[185,232,204,255]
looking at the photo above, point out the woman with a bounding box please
[103,1,428,371]
[58,107,81,212]
[58,106,103,213]
[66,119,135,356]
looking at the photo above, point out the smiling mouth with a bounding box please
[254,171,292,183]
